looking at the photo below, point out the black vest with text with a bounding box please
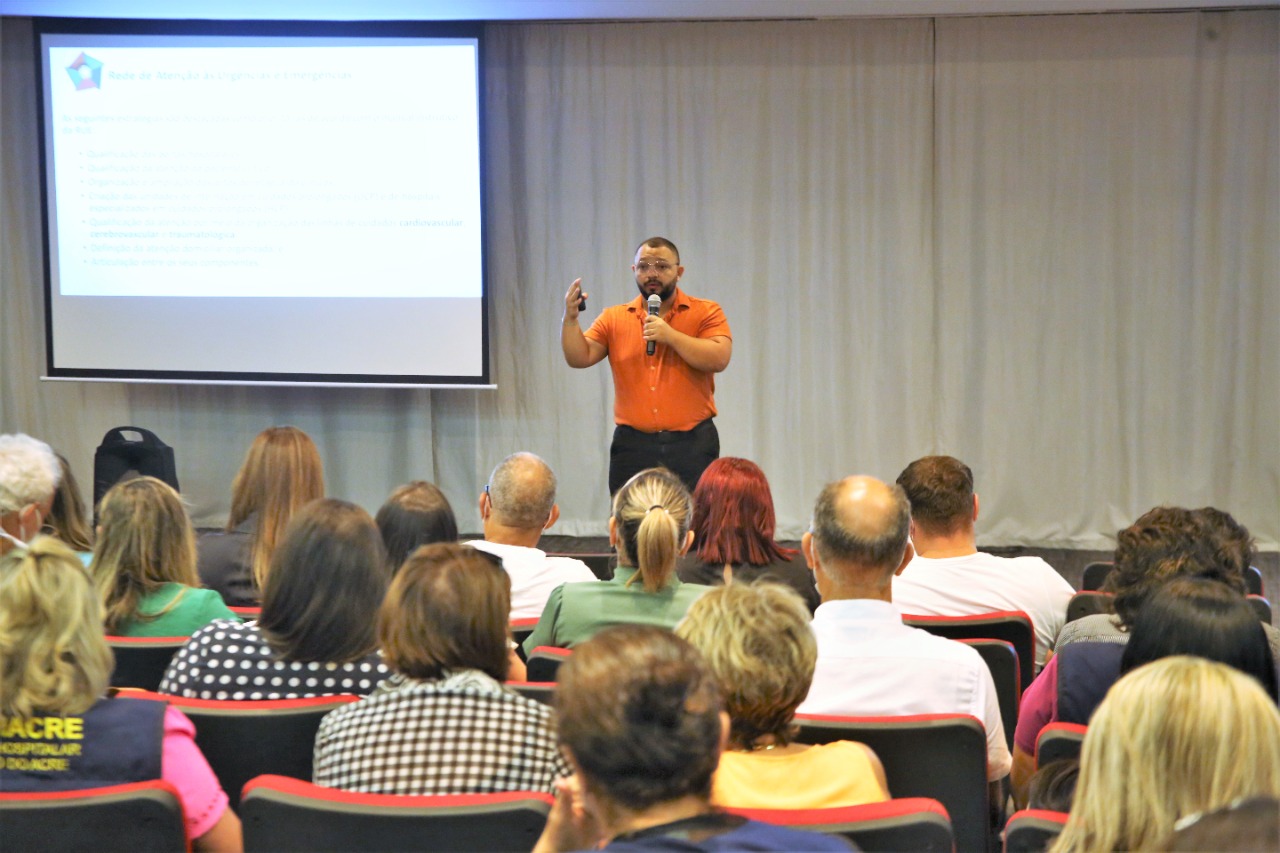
[0,694,166,791]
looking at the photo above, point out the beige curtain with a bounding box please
[2,12,1275,549]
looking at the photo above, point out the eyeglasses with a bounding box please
[635,262,675,274]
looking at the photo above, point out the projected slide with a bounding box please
[40,24,488,384]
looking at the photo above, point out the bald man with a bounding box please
[796,476,1010,782]
[466,452,596,620]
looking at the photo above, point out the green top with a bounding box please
[113,582,238,638]
[522,566,710,653]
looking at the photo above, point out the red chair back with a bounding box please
[240,774,553,852]
[728,797,953,852]
[795,713,989,853]
[1035,722,1087,768]
[128,691,358,808]
[902,610,1036,694]
[526,646,571,682]
[0,779,189,853]
[106,636,188,691]
[1004,808,1069,853]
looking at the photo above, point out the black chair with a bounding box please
[526,646,571,682]
[959,638,1020,751]
[130,690,358,808]
[1003,808,1069,852]
[728,797,954,852]
[1079,561,1113,591]
[241,774,553,853]
[0,779,187,853]
[546,551,614,580]
[902,611,1036,700]
[1065,591,1112,623]
[1035,722,1087,768]
[509,618,539,658]
[1248,594,1272,625]
[92,427,179,524]
[795,713,990,853]
[107,636,187,691]
[506,680,555,706]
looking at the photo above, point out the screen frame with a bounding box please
[34,16,491,388]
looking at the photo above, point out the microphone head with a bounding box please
[647,294,662,314]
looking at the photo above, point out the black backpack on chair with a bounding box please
[93,427,180,521]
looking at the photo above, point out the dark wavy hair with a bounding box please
[555,625,722,811]
[690,458,796,568]
[1106,506,1248,628]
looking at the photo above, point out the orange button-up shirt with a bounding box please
[585,289,731,433]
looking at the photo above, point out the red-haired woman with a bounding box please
[677,457,818,612]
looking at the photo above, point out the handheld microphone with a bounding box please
[646,294,662,355]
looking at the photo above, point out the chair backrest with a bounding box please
[727,797,954,853]
[505,681,555,706]
[1065,591,1112,624]
[229,606,262,622]
[958,638,1020,751]
[1035,722,1087,768]
[509,617,539,654]
[128,691,358,808]
[902,611,1036,696]
[1003,808,1069,853]
[1246,566,1263,596]
[1080,561,1113,592]
[107,636,188,691]
[526,646,571,682]
[240,774,553,853]
[0,779,188,853]
[795,713,989,853]
[1248,594,1271,625]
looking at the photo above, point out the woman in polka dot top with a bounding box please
[159,499,392,700]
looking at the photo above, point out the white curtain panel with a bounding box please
[2,12,1276,548]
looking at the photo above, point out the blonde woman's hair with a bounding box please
[0,536,113,718]
[676,581,816,748]
[1052,656,1280,853]
[227,426,324,592]
[612,467,692,592]
[90,476,199,634]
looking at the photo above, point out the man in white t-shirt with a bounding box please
[797,475,1011,782]
[892,456,1073,670]
[466,452,596,620]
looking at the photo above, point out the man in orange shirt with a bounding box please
[562,237,732,496]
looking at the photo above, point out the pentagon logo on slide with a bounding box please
[66,52,103,90]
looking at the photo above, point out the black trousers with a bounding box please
[608,419,720,497]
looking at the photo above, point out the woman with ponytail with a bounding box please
[522,468,710,653]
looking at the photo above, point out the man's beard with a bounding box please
[635,278,676,302]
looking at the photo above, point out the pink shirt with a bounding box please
[161,706,229,840]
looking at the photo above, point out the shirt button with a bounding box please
[650,387,655,391]
[652,408,657,413]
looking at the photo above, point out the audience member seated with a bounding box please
[313,542,568,794]
[0,536,241,851]
[161,499,391,699]
[795,475,1011,782]
[675,582,889,809]
[523,467,710,652]
[1014,577,1280,804]
[197,426,324,607]
[465,452,595,619]
[375,480,458,571]
[43,452,94,563]
[0,433,60,557]
[676,457,818,612]
[91,477,236,637]
[892,455,1073,669]
[532,625,853,853]
[1055,505,1280,656]
[1050,656,1280,853]
[1026,759,1078,813]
